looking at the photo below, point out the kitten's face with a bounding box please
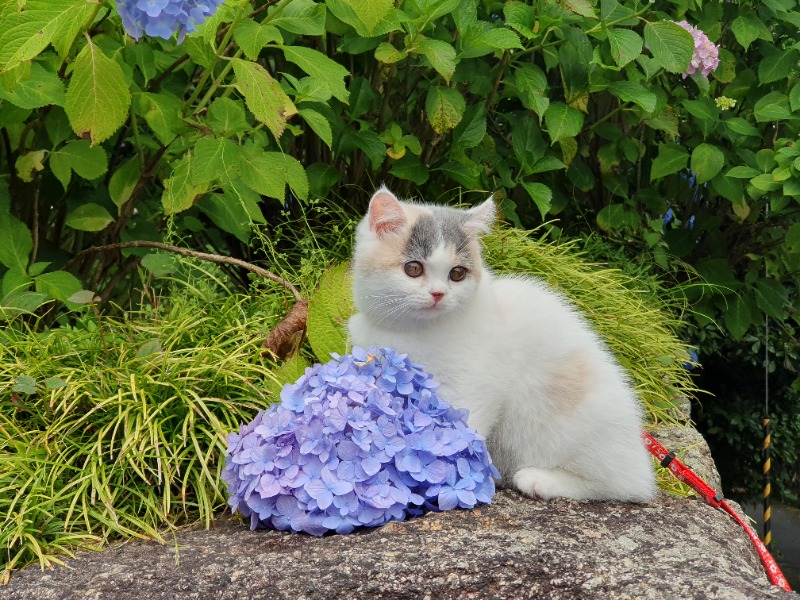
[352,187,494,329]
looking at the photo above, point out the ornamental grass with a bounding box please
[1,213,697,580]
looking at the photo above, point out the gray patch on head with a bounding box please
[403,208,475,266]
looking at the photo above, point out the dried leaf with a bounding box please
[263,299,308,360]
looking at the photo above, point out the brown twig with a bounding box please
[76,241,303,302]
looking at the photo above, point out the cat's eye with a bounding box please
[404,261,424,278]
[449,267,468,282]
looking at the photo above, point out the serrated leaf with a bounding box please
[49,139,108,190]
[109,157,141,209]
[724,118,760,137]
[15,150,46,183]
[0,0,94,72]
[64,39,130,146]
[375,42,408,64]
[520,181,552,219]
[307,262,354,361]
[607,28,642,68]
[238,145,287,200]
[451,104,486,149]
[270,0,327,35]
[425,86,465,134]
[754,92,792,122]
[233,19,283,60]
[65,203,114,232]
[0,215,32,271]
[298,108,333,148]
[416,38,457,82]
[731,15,764,51]
[137,91,182,146]
[12,375,37,395]
[563,0,596,18]
[759,50,799,85]
[724,296,751,340]
[281,46,349,104]
[232,58,297,141]
[643,21,693,74]
[726,166,761,179]
[197,194,253,242]
[754,278,787,319]
[326,0,401,37]
[608,81,656,113]
[162,153,209,215]
[34,270,82,301]
[339,0,392,35]
[459,27,523,59]
[650,146,688,181]
[192,136,241,185]
[207,97,250,137]
[691,144,725,185]
[0,62,64,109]
[543,102,583,145]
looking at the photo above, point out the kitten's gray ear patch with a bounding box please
[464,195,496,235]
[369,186,406,237]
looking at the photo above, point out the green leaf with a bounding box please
[338,0,393,35]
[15,150,46,182]
[783,222,800,254]
[197,194,253,243]
[749,174,781,192]
[563,0,596,18]
[512,118,546,173]
[207,97,250,137]
[754,92,793,122]
[724,118,760,137]
[298,107,333,148]
[34,270,82,302]
[754,278,787,319]
[137,92,183,146]
[162,153,209,215]
[543,102,583,145]
[44,377,67,389]
[232,58,297,140]
[307,262,354,361]
[0,215,32,271]
[326,0,401,37]
[270,0,326,34]
[49,140,108,190]
[425,86,465,134]
[109,158,141,210]
[0,63,64,109]
[650,146,688,181]
[281,46,349,104]
[459,27,523,60]
[725,166,761,179]
[12,375,37,395]
[64,39,131,146]
[514,64,549,116]
[607,81,656,113]
[238,145,287,200]
[0,0,95,72]
[451,104,486,149]
[141,253,178,277]
[192,136,242,185]
[504,1,537,38]
[691,144,725,185]
[375,42,408,64]
[136,339,163,359]
[724,295,751,340]
[758,50,799,85]
[416,38,457,82]
[643,21,693,74]
[520,181,552,219]
[65,203,113,232]
[234,20,282,60]
[607,28,642,68]
[66,289,98,305]
[731,15,765,51]
[1,268,31,299]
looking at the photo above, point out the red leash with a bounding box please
[642,431,792,592]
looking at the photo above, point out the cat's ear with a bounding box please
[464,195,496,236]
[368,187,406,237]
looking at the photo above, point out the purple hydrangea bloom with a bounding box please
[675,21,720,79]
[222,347,499,536]
[116,0,225,43]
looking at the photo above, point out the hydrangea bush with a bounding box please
[222,347,499,535]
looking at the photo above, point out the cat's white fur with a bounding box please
[348,187,656,502]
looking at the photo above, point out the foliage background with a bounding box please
[1,0,799,571]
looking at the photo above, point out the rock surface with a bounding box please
[3,425,793,599]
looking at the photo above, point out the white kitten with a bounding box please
[347,187,656,502]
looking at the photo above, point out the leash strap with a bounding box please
[642,431,792,592]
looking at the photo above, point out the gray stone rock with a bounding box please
[3,426,792,599]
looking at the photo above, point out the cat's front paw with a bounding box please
[512,466,589,501]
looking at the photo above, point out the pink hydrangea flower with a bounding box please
[675,20,720,79]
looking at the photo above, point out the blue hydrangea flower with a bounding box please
[222,347,499,536]
[116,0,225,43]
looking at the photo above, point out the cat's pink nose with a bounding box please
[431,292,444,303]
